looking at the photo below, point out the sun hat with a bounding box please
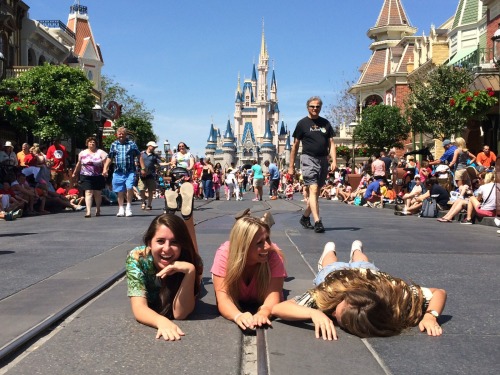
[4,141,13,147]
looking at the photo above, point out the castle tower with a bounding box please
[205,123,217,162]
[221,120,236,169]
[260,120,276,165]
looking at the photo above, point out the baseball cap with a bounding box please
[147,141,158,148]
[442,139,451,146]
[414,174,421,180]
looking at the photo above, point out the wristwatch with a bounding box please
[426,310,439,318]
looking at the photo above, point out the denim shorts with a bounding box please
[112,171,136,192]
[313,261,379,286]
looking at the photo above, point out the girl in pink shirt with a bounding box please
[211,216,286,330]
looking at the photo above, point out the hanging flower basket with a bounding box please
[450,88,498,119]
[336,145,351,158]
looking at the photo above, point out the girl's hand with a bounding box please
[156,261,195,279]
[311,310,337,341]
[252,311,272,328]
[156,318,185,341]
[234,311,254,330]
[418,315,443,336]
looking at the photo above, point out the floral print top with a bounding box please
[126,246,162,311]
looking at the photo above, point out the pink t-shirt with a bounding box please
[211,241,287,303]
[371,159,385,177]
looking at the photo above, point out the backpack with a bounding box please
[419,197,438,218]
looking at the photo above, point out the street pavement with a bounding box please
[0,194,498,374]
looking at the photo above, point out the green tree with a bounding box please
[101,75,154,122]
[101,75,156,150]
[405,65,473,140]
[0,64,95,140]
[116,116,156,150]
[354,104,410,152]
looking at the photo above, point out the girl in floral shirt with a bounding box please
[126,205,202,341]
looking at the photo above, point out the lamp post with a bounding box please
[0,52,5,80]
[163,139,171,163]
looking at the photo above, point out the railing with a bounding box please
[5,66,35,79]
[70,5,88,15]
[38,20,76,39]
[453,47,494,70]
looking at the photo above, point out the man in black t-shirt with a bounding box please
[288,96,337,233]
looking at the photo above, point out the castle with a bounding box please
[205,27,291,169]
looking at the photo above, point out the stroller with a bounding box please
[163,166,190,214]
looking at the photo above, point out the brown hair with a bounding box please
[135,214,202,318]
[310,269,425,338]
[86,136,97,146]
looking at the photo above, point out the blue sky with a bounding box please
[28,0,459,156]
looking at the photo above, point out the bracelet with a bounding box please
[233,312,244,322]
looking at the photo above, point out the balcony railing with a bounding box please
[38,20,76,39]
[5,66,35,79]
[453,47,494,70]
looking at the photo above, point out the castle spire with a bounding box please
[260,18,266,58]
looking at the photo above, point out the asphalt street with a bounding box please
[0,194,498,374]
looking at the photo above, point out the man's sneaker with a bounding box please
[125,207,133,217]
[299,215,313,229]
[116,207,125,217]
[314,220,325,233]
[270,196,278,200]
[318,242,336,271]
[366,201,374,208]
[350,240,364,262]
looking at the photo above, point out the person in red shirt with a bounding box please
[46,139,69,189]
[476,145,496,169]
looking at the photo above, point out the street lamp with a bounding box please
[163,139,171,163]
[0,52,5,80]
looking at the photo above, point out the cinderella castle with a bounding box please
[205,26,291,169]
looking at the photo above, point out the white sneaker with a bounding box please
[494,217,500,227]
[116,207,125,217]
[318,242,336,271]
[332,197,339,201]
[125,208,133,217]
[350,240,364,262]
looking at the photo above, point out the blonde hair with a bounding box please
[454,137,468,152]
[483,172,495,184]
[224,217,272,306]
[310,269,425,338]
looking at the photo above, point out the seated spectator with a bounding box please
[37,180,84,213]
[437,183,476,223]
[401,177,450,216]
[419,160,431,185]
[460,172,496,224]
[336,183,352,202]
[363,178,386,208]
[383,183,396,204]
[56,181,84,206]
[0,141,18,167]
[10,173,36,214]
[320,180,334,199]
[399,175,424,214]
[475,145,496,170]
[0,184,24,217]
[284,182,294,200]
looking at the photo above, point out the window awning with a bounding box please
[447,47,477,66]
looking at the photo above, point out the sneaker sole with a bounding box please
[180,183,194,219]
[165,191,178,213]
